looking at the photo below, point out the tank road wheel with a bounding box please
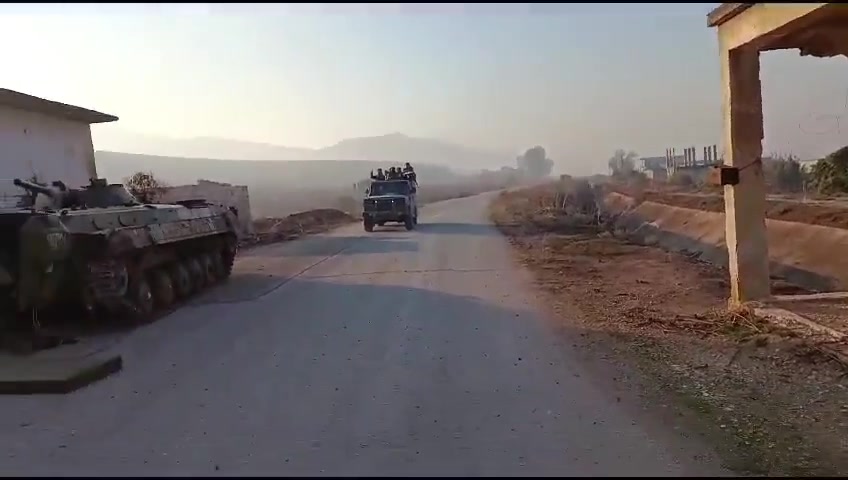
[200,254,217,284]
[78,283,100,321]
[150,269,176,309]
[126,275,154,321]
[169,263,192,299]
[187,258,206,291]
[210,252,226,280]
[220,248,235,280]
[216,240,237,282]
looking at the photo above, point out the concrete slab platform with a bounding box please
[0,341,123,395]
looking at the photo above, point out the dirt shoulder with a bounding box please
[489,187,848,476]
[608,184,848,231]
[244,209,357,248]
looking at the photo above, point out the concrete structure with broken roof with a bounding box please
[708,3,848,305]
[0,88,117,206]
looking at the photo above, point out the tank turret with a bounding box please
[78,178,141,208]
[13,177,141,210]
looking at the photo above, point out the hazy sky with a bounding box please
[0,3,846,174]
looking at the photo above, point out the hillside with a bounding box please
[95,151,461,190]
[92,130,514,172]
[91,129,314,162]
[313,133,512,170]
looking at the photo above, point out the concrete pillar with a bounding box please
[720,46,770,305]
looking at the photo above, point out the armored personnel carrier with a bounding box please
[0,178,241,327]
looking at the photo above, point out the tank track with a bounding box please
[91,238,238,324]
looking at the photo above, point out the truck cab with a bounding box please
[362,179,418,232]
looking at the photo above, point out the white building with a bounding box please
[157,179,255,235]
[0,88,117,206]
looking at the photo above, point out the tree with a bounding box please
[516,146,554,178]
[608,149,638,178]
[124,171,167,203]
[809,146,848,194]
[763,155,805,192]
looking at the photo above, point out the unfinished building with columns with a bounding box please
[663,144,721,183]
[707,3,848,306]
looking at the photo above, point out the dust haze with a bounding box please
[94,132,546,218]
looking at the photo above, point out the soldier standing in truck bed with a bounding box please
[370,168,386,181]
[402,162,416,183]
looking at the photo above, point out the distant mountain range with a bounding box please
[93,130,515,172]
[95,151,461,191]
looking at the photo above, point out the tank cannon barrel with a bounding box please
[13,178,56,198]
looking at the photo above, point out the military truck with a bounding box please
[362,178,418,232]
[0,178,241,328]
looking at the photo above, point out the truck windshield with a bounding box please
[370,181,410,196]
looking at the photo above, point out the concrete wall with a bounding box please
[158,179,255,235]
[0,105,96,207]
[602,192,848,293]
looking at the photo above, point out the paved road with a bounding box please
[0,193,727,476]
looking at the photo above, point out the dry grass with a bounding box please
[489,185,848,477]
[606,182,848,230]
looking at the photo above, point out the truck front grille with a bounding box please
[366,199,403,212]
